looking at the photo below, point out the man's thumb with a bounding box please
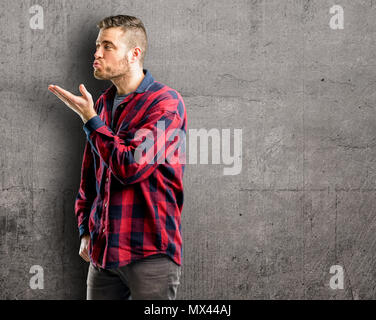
[79,84,91,98]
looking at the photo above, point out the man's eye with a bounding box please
[95,45,111,49]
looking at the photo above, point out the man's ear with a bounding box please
[130,47,142,64]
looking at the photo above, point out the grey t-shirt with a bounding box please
[112,91,132,128]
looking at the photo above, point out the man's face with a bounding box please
[93,27,131,80]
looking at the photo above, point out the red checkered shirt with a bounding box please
[74,69,187,269]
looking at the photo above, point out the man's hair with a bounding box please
[97,15,148,66]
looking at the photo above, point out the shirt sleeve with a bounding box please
[82,93,185,186]
[74,140,97,238]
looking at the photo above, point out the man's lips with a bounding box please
[93,62,101,68]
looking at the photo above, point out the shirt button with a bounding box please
[104,203,107,208]
[106,178,108,182]
[102,229,105,233]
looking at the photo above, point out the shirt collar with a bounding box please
[101,69,154,97]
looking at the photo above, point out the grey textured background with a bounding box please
[1,0,376,299]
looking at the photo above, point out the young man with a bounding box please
[48,15,187,300]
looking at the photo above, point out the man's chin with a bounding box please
[93,71,107,80]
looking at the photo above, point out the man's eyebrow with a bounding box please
[95,40,116,46]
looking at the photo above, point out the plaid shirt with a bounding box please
[74,69,187,269]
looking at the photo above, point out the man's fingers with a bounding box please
[49,86,73,105]
[52,85,79,103]
[79,235,91,262]
[82,253,90,262]
[79,248,90,262]
[80,253,90,262]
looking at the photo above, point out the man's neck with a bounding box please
[112,68,145,95]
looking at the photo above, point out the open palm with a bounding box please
[48,84,96,122]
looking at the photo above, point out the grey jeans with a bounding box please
[86,254,182,300]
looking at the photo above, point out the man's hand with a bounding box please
[48,84,97,123]
[79,234,90,262]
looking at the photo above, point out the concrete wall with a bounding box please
[1,0,376,299]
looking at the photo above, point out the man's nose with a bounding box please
[94,48,103,59]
